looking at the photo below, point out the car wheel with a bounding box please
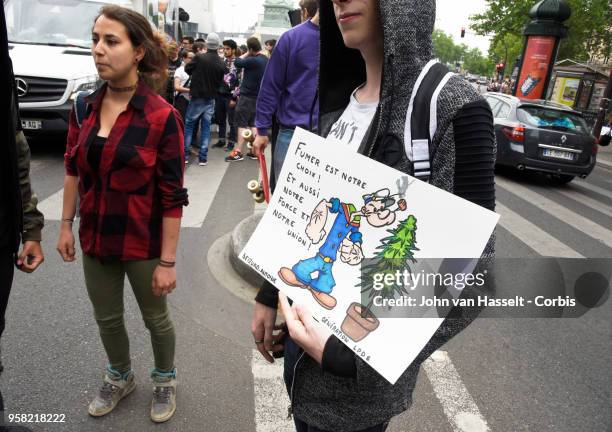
[549,174,575,185]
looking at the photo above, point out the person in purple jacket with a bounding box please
[252,0,320,181]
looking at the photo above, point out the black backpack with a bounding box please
[73,90,93,127]
[404,60,455,182]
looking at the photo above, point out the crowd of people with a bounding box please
[1,0,503,430]
[159,29,288,166]
[487,77,516,94]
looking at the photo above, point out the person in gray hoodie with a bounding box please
[252,1,496,431]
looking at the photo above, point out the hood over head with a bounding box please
[319,0,436,116]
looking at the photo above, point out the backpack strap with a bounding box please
[73,90,93,128]
[404,60,454,182]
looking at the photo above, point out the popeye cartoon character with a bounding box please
[278,189,407,310]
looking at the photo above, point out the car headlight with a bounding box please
[69,77,100,100]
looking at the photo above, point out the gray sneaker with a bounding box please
[150,369,177,423]
[88,367,136,417]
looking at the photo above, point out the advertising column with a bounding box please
[516,36,556,99]
[513,0,571,100]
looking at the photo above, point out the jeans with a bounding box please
[283,338,389,432]
[184,97,215,162]
[83,254,176,374]
[273,128,295,183]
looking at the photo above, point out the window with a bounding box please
[485,97,501,115]
[517,106,589,134]
[496,102,511,119]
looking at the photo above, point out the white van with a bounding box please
[5,0,137,135]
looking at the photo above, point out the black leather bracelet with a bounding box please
[158,260,176,268]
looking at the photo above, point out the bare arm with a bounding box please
[161,216,180,263]
[56,175,78,262]
[151,216,181,297]
[174,76,189,94]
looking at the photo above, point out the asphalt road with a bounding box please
[1,134,610,432]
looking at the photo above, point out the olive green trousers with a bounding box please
[83,254,175,374]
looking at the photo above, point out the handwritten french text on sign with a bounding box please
[240,128,499,384]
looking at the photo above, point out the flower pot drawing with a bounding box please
[341,302,380,342]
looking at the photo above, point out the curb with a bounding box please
[207,232,258,305]
[596,158,612,170]
[229,213,266,286]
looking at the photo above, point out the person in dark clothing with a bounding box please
[225,37,268,162]
[1,2,45,411]
[179,36,194,57]
[251,0,496,430]
[184,32,226,165]
[212,39,240,150]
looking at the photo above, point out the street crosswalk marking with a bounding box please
[573,179,612,201]
[555,188,612,219]
[35,149,233,228]
[251,350,294,432]
[36,189,64,221]
[181,149,231,227]
[424,350,490,432]
[495,202,584,258]
[496,176,612,249]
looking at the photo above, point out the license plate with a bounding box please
[542,148,575,161]
[21,119,42,130]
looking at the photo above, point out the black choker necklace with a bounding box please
[108,82,138,92]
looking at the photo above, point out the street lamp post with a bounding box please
[513,0,571,100]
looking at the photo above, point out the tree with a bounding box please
[470,0,612,63]
[432,30,495,76]
[463,47,496,77]
[432,30,463,66]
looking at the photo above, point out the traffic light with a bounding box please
[461,27,465,38]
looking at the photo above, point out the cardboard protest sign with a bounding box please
[240,128,499,384]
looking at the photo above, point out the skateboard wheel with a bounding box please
[247,180,261,193]
[253,191,265,203]
[242,130,255,143]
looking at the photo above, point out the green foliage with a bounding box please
[470,0,612,62]
[358,216,419,306]
[432,30,495,76]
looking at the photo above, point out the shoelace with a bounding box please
[99,382,120,400]
[153,386,172,404]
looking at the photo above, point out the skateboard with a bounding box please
[244,130,270,204]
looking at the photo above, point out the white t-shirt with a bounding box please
[174,65,190,100]
[326,87,378,152]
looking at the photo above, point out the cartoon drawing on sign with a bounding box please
[343,214,419,342]
[278,188,408,312]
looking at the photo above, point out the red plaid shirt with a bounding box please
[64,80,188,261]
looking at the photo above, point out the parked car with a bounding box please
[484,93,597,183]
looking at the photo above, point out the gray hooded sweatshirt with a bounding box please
[256,1,497,430]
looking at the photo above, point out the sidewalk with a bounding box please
[597,142,612,169]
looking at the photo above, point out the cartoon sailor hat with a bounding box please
[362,188,396,208]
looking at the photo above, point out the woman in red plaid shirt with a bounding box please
[56,6,187,423]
